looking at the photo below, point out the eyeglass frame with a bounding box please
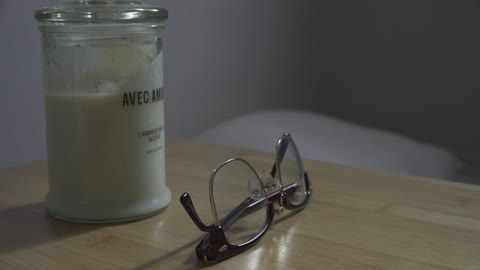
[180,133,312,263]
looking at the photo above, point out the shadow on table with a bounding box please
[0,202,106,255]
[132,235,209,270]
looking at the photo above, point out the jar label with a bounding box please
[122,88,164,106]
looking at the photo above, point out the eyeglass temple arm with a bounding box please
[180,193,215,232]
[219,197,259,229]
[219,186,284,230]
[220,172,310,229]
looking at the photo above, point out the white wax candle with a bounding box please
[44,87,170,222]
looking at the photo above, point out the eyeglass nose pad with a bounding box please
[260,170,281,194]
[260,169,285,214]
[248,175,264,200]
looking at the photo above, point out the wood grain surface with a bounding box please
[0,139,479,269]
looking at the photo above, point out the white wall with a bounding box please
[0,0,55,168]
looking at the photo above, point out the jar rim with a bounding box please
[35,0,168,25]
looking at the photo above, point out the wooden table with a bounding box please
[1,140,480,269]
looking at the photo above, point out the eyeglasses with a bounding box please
[180,133,312,263]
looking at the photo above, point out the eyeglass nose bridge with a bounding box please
[253,169,285,214]
[260,169,283,195]
[248,169,282,200]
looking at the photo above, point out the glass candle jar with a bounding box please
[35,0,171,223]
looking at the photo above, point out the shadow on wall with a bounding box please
[285,0,480,156]
[164,0,480,157]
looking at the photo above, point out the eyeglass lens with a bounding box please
[211,160,269,245]
[278,139,308,206]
